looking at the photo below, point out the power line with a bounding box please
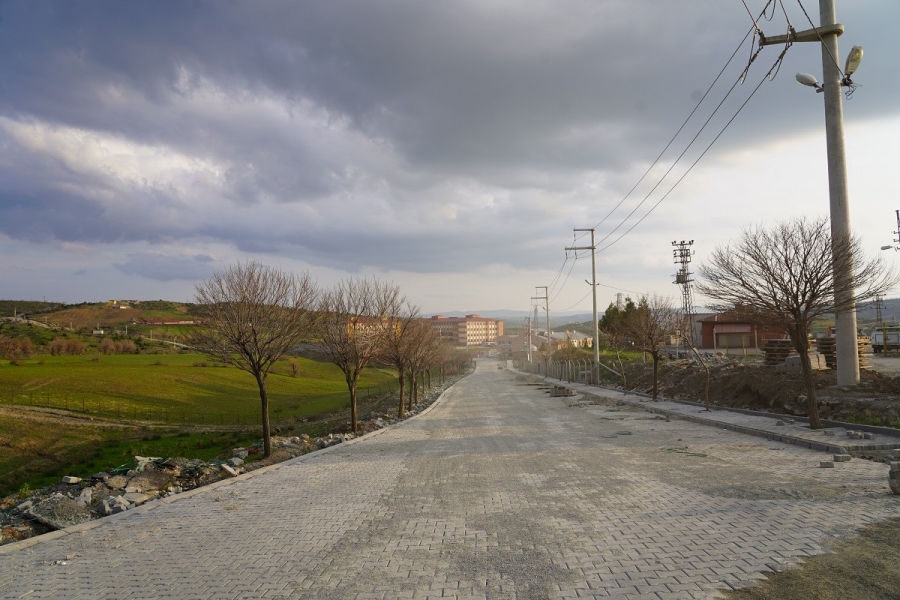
[588,24,757,237]
[596,48,787,253]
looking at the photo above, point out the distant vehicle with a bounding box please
[872,326,900,353]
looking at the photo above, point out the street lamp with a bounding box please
[760,1,862,386]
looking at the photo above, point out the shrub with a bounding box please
[0,336,33,359]
[49,338,86,356]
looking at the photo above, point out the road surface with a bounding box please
[2,359,898,599]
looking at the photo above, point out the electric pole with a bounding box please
[532,286,550,372]
[567,228,600,384]
[672,240,695,347]
[761,0,860,385]
[525,315,532,363]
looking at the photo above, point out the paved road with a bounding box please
[2,360,899,599]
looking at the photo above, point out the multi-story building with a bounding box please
[427,314,504,347]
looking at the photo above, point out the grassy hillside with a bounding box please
[35,300,194,332]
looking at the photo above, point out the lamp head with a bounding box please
[844,45,863,77]
[796,72,824,92]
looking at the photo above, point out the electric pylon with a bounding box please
[672,240,695,345]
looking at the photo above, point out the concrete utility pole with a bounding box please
[532,286,550,372]
[760,0,860,385]
[525,316,532,363]
[567,228,600,384]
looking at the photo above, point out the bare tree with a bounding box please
[318,277,404,434]
[380,302,421,419]
[193,262,317,457]
[404,320,443,411]
[624,294,677,401]
[697,216,898,428]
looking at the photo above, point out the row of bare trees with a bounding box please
[597,216,897,429]
[191,262,457,457]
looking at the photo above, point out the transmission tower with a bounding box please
[672,240,695,345]
[874,294,885,353]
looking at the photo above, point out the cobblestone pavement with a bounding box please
[2,360,899,599]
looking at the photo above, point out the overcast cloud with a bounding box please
[1,1,898,314]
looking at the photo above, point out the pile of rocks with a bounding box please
[1,425,397,545]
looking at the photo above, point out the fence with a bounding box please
[518,358,596,384]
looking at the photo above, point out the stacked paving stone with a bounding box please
[814,336,873,370]
[763,339,795,365]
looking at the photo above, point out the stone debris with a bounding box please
[60,476,81,485]
[833,454,851,462]
[820,461,835,468]
[75,488,93,507]
[26,495,93,530]
[889,462,900,495]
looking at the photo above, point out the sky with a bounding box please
[1,1,898,320]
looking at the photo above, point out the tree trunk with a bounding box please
[397,366,406,419]
[651,352,659,401]
[407,371,415,412]
[255,373,271,457]
[797,339,821,429]
[689,346,711,410]
[614,349,627,393]
[347,375,359,435]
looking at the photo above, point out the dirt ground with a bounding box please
[723,518,900,600]
[600,354,900,427]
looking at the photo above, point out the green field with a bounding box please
[0,353,402,496]
[0,353,398,425]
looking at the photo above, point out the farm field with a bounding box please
[0,353,397,425]
[0,353,401,496]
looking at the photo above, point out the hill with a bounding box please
[3,300,196,334]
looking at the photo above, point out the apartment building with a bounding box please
[427,314,504,347]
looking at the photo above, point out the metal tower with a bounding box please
[672,240,695,345]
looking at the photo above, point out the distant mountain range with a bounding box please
[857,297,900,322]
[432,296,900,329]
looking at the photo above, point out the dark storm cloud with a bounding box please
[0,0,897,276]
[114,252,216,282]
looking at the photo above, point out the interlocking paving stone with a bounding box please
[2,361,899,599]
